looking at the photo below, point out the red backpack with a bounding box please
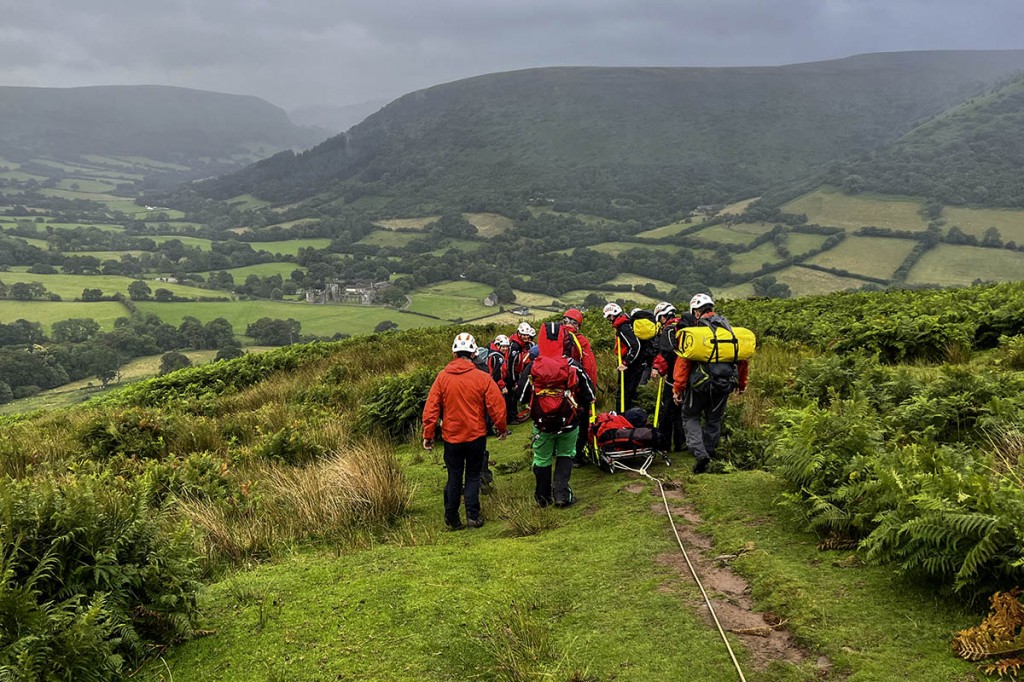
[529,324,578,433]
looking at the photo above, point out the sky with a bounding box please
[2,0,1022,114]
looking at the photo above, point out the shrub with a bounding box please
[0,476,200,678]
[357,367,437,439]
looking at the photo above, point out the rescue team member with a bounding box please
[517,331,597,508]
[492,334,517,423]
[423,332,508,529]
[506,322,536,423]
[649,301,693,453]
[560,308,598,466]
[603,303,643,410]
[672,294,748,474]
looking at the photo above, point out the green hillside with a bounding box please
[7,285,1024,679]
[195,51,1024,218]
[828,73,1024,207]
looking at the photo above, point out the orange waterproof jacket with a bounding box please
[422,357,507,443]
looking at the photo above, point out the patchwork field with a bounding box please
[0,272,215,300]
[247,239,332,256]
[150,235,215,251]
[406,280,494,320]
[600,273,676,291]
[943,206,1024,244]
[906,244,1024,287]
[0,300,129,332]
[805,236,918,280]
[728,243,783,275]
[134,300,445,338]
[772,265,871,296]
[690,222,774,246]
[560,289,660,305]
[463,212,514,237]
[199,263,304,280]
[372,217,438,231]
[635,220,694,239]
[786,232,830,255]
[717,196,760,215]
[783,186,929,232]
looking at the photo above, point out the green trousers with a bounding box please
[531,425,579,467]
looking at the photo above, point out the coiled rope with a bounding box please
[610,458,748,682]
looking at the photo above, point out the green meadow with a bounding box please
[769,265,868,297]
[557,242,684,257]
[373,216,439,230]
[728,242,783,274]
[907,244,1024,287]
[134,300,445,337]
[943,205,1024,243]
[463,212,514,236]
[198,262,304,280]
[247,238,332,256]
[805,235,918,280]
[782,186,929,232]
[691,222,774,246]
[601,273,676,291]
[635,219,695,238]
[0,300,129,332]
[785,232,829,255]
[406,280,495,320]
[0,272,213,300]
[150,235,214,251]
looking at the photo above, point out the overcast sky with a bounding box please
[2,0,1022,113]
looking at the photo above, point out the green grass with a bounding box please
[263,218,321,230]
[718,196,761,215]
[54,178,120,193]
[601,273,676,291]
[407,280,494,320]
[36,221,125,233]
[463,212,514,236]
[0,272,213,300]
[134,300,447,337]
[198,263,304,280]
[357,230,421,248]
[555,242,684,257]
[247,239,332,256]
[943,206,1024,244]
[150,235,214,251]
[636,219,697,238]
[373,216,439,231]
[10,236,50,249]
[768,265,867,297]
[805,236,919,280]
[782,186,929,232]
[226,194,272,210]
[0,300,128,332]
[785,232,828,256]
[729,243,784,275]
[907,244,1024,287]
[63,250,146,261]
[691,223,775,246]
[527,205,618,226]
[561,289,661,305]
[689,470,981,681]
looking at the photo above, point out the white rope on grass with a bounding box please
[610,459,748,682]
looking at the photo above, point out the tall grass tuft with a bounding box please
[178,441,411,566]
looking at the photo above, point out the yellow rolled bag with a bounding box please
[675,325,756,362]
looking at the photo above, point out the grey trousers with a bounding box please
[681,388,731,461]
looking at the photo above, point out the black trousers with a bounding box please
[575,400,593,460]
[443,436,487,525]
[657,383,684,452]
[681,388,731,461]
[622,364,645,411]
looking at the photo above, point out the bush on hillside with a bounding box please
[0,476,200,679]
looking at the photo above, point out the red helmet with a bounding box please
[562,308,583,325]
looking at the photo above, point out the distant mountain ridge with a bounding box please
[0,85,324,163]
[195,50,1024,217]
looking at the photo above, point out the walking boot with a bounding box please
[533,464,553,507]
[553,457,576,508]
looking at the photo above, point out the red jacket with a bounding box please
[567,330,598,385]
[423,357,507,443]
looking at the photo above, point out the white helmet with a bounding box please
[452,332,478,354]
[690,293,714,312]
[517,322,536,337]
[494,334,510,347]
[603,302,622,320]
[653,301,676,320]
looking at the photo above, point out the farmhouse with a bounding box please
[305,280,391,305]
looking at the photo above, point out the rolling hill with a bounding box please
[196,50,1024,217]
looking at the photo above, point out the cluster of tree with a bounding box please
[0,313,243,402]
[0,280,59,301]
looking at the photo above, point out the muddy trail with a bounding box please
[622,479,834,678]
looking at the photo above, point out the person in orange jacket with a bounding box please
[672,294,748,474]
[561,308,598,466]
[423,332,508,529]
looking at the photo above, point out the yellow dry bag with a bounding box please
[676,324,756,362]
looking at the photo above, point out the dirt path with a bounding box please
[623,480,833,677]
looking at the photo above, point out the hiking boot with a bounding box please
[446,518,464,531]
[692,457,710,474]
[466,517,484,528]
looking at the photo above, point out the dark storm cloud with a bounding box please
[1,0,1021,110]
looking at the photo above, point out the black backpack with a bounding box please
[688,315,739,393]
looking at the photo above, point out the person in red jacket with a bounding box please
[423,332,508,529]
[505,322,536,423]
[561,308,598,466]
[649,301,695,453]
[672,294,748,474]
[603,302,642,410]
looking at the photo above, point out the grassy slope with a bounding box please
[143,432,980,681]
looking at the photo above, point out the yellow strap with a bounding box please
[617,336,625,412]
[654,377,663,428]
